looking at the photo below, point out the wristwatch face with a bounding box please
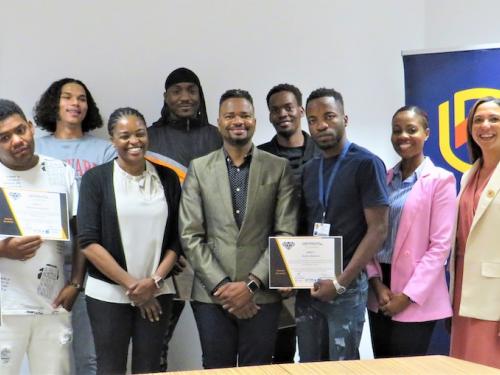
[247,280,259,293]
[333,279,346,294]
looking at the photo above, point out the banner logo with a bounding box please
[438,88,500,172]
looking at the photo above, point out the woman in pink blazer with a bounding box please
[366,106,456,357]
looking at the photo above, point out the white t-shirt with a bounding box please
[0,155,78,315]
[85,160,174,303]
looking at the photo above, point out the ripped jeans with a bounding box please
[0,313,72,375]
[295,272,368,362]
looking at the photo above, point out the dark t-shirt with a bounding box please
[258,131,320,186]
[301,142,388,266]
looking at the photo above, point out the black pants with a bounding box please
[159,299,185,371]
[191,301,281,369]
[368,263,437,358]
[368,310,437,357]
[86,294,173,374]
[273,326,296,364]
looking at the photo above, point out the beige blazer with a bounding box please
[450,160,500,321]
[179,146,298,304]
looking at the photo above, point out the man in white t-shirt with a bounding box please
[0,99,82,375]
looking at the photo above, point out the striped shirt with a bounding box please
[376,158,427,264]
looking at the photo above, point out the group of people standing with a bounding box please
[0,67,498,375]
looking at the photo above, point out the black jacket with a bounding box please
[258,131,320,183]
[77,160,181,284]
[147,118,222,168]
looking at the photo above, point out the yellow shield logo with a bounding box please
[438,88,500,172]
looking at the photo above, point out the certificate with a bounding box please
[269,236,342,288]
[0,187,70,241]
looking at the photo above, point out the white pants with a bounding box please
[0,314,72,375]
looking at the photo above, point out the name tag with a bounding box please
[313,222,331,237]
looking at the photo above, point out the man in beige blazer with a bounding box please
[179,89,298,369]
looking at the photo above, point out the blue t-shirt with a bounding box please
[35,134,116,186]
[301,142,388,266]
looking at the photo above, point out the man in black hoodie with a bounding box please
[147,67,221,370]
[147,67,221,181]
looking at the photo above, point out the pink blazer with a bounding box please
[366,159,456,322]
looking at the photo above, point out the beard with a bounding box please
[225,135,252,147]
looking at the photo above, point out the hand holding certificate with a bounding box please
[0,187,70,241]
[269,236,343,288]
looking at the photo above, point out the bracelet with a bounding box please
[69,281,84,293]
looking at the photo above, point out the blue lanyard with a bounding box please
[318,141,351,220]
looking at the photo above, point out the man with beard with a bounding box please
[147,67,222,370]
[258,83,320,363]
[147,67,221,181]
[297,88,388,362]
[179,89,297,368]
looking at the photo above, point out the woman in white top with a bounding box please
[77,107,181,374]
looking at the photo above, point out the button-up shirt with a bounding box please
[224,149,252,228]
[376,158,427,264]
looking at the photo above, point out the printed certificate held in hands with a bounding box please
[0,187,70,241]
[269,236,343,288]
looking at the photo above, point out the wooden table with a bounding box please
[160,356,499,374]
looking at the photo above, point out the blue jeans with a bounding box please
[72,292,97,375]
[191,301,281,369]
[64,265,96,375]
[296,272,368,362]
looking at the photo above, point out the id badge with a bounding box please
[313,222,331,236]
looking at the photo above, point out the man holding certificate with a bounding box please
[0,100,82,375]
[297,88,389,362]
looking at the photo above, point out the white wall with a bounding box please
[0,0,426,167]
[424,0,500,49]
[4,0,500,372]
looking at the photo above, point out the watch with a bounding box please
[246,280,259,294]
[69,281,85,293]
[152,275,163,289]
[332,277,346,295]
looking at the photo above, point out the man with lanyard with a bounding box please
[297,88,388,361]
[258,83,320,363]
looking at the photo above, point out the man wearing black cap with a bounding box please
[147,67,222,370]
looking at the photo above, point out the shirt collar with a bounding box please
[393,156,428,182]
[223,145,254,166]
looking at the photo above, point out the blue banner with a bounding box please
[403,46,500,183]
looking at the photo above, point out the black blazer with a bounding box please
[77,160,181,284]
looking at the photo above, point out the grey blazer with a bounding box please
[179,146,298,304]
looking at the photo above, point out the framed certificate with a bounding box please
[269,236,343,288]
[0,187,70,241]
